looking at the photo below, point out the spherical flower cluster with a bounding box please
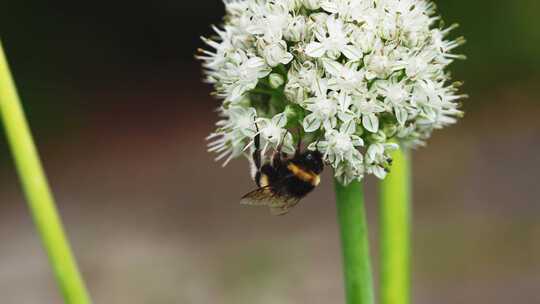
[199,0,465,185]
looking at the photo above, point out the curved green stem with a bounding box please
[379,148,412,304]
[0,41,92,304]
[334,179,375,304]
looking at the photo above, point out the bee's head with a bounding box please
[300,150,324,174]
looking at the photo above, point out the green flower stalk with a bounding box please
[335,179,374,304]
[379,147,411,304]
[0,41,92,304]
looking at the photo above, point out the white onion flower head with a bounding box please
[199,0,466,185]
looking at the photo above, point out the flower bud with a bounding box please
[371,130,387,143]
[269,73,285,88]
[310,12,328,24]
[284,104,304,126]
[284,16,306,42]
[284,82,308,104]
[382,124,397,138]
[262,41,293,68]
[304,0,321,10]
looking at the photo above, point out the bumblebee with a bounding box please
[240,131,324,215]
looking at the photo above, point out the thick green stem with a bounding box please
[379,148,412,304]
[334,179,375,304]
[0,41,92,304]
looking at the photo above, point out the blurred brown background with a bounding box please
[0,1,539,303]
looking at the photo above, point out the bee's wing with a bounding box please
[240,186,301,216]
[240,187,274,206]
[269,206,292,216]
[240,186,286,207]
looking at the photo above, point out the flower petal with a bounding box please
[395,107,408,126]
[271,113,288,128]
[322,58,343,77]
[340,119,356,134]
[342,45,363,61]
[305,42,326,58]
[320,1,338,13]
[303,114,322,132]
[362,114,379,133]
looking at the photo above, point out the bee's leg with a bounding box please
[254,170,262,188]
[276,131,285,155]
[271,149,282,168]
[252,123,261,170]
[295,128,302,156]
[251,123,263,187]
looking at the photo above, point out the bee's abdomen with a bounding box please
[285,178,316,197]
